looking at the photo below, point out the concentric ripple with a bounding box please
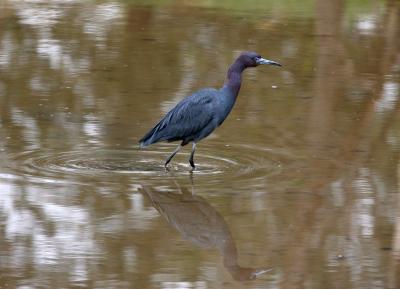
[3,144,297,185]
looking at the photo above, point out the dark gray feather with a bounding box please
[139,88,219,146]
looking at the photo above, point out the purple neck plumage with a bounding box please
[223,59,246,98]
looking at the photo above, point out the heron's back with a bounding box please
[139,88,221,146]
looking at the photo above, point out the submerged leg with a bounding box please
[189,142,197,169]
[165,144,182,168]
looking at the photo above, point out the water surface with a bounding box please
[0,0,399,288]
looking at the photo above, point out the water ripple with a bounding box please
[3,144,296,185]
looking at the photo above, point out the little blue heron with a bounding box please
[139,51,281,169]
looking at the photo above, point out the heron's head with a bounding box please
[238,51,281,68]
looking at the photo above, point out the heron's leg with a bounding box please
[165,144,182,168]
[189,142,197,169]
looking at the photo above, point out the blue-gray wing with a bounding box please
[139,89,218,146]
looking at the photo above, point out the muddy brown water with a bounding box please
[0,1,399,288]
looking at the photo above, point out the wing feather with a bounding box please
[139,89,218,146]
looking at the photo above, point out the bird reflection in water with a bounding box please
[139,184,271,281]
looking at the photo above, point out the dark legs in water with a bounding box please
[164,144,182,168]
[164,142,197,169]
[189,142,196,169]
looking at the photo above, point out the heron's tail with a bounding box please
[139,122,164,148]
[139,131,155,148]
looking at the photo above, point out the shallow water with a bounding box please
[0,0,400,288]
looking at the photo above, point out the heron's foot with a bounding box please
[189,160,195,170]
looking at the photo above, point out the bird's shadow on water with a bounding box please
[138,182,272,282]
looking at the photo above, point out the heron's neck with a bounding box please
[223,60,246,98]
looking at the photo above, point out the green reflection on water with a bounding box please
[0,0,399,288]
